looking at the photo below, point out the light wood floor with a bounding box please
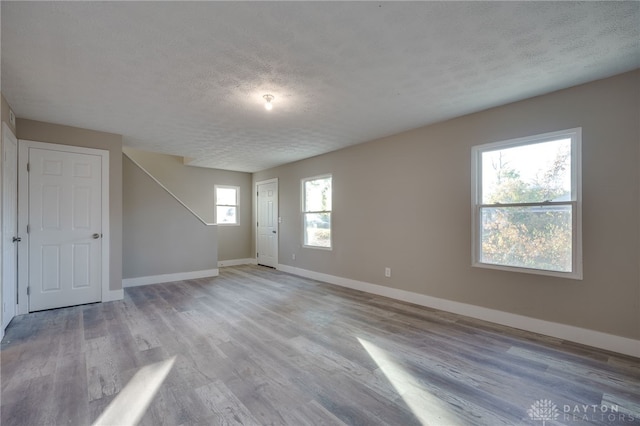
[1,265,639,425]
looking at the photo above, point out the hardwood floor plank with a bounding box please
[51,354,90,426]
[0,375,55,426]
[117,297,163,352]
[507,346,640,393]
[85,336,123,402]
[139,380,209,426]
[282,399,349,426]
[82,303,109,340]
[194,379,261,426]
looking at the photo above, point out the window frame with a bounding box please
[214,185,240,226]
[301,174,333,250]
[471,128,582,279]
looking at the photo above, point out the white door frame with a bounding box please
[255,178,278,267]
[2,122,18,332]
[17,140,110,315]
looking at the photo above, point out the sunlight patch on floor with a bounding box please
[358,338,460,426]
[92,356,176,426]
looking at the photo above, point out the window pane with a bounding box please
[304,213,331,247]
[482,139,571,204]
[216,188,237,206]
[480,205,572,272]
[217,206,237,224]
[304,178,332,211]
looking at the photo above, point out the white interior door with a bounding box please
[256,180,278,268]
[27,146,103,311]
[2,123,18,330]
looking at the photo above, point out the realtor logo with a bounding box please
[528,399,560,425]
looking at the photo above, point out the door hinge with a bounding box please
[27,224,30,234]
[27,162,30,172]
[27,287,30,296]
[257,253,259,257]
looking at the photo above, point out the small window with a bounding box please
[302,175,332,249]
[215,185,239,225]
[472,128,582,278]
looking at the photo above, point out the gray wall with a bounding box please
[254,70,640,340]
[124,147,252,261]
[122,155,218,278]
[16,118,124,292]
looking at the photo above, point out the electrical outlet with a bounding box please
[292,253,296,260]
[385,267,391,277]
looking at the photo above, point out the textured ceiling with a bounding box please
[2,2,639,173]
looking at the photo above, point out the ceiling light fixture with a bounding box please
[263,94,274,111]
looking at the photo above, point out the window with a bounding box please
[472,128,582,278]
[215,185,239,225]
[302,175,332,248]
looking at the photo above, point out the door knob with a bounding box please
[12,236,21,243]
[272,230,277,234]
[92,233,101,239]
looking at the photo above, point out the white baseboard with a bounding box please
[218,258,257,267]
[103,289,124,302]
[122,268,219,288]
[277,264,640,358]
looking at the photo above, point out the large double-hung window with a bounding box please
[472,128,582,279]
[302,175,332,249]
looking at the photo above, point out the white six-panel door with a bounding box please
[20,142,107,312]
[256,180,278,268]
